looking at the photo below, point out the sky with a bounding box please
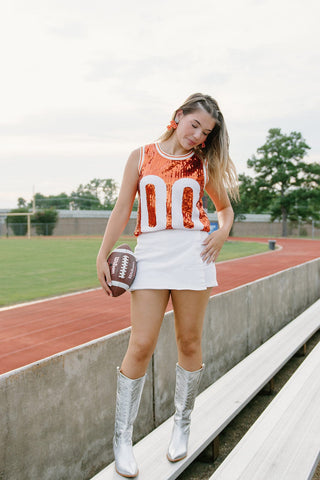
[0,0,319,208]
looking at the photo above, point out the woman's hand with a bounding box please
[96,254,113,296]
[201,228,229,263]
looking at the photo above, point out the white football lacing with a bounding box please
[119,255,129,279]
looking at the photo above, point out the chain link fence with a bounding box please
[1,223,57,237]
[1,219,320,238]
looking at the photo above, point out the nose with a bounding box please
[193,130,202,140]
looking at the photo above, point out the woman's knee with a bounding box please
[129,336,155,364]
[176,334,201,358]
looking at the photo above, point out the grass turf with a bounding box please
[0,236,268,306]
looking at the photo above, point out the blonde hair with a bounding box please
[159,93,239,201]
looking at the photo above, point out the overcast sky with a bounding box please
[1,0,319,208]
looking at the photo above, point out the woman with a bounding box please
[96,93,238,478]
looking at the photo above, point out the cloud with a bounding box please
[47,22,88,39]
[0,0,319,208]
[0,105,165,144]
[85,54,194,82]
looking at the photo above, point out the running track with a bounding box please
[0,238,319,375]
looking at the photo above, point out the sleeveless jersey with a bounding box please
[134,142,210,236]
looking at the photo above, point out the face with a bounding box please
[175,108,216,151]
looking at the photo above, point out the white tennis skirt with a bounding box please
[130,229,218,291]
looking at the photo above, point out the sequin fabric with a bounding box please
[145,183,156,228]
[134,143,210,236]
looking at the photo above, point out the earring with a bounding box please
[167,120,178,130]
[201,142,206,148]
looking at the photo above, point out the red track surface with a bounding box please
[0,238,319,375]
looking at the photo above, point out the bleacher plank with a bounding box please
[210,339,320,480]
[91,299,320,480]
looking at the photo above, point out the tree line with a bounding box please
[205,128,319,236]
[8,128,320,237]
[17,178,120,211]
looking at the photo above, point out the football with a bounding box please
[107,244,137,297]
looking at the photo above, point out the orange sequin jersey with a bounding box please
[134,143,210,236]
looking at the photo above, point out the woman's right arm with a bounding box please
[96,148,140,296]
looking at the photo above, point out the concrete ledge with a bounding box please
[0,328,154,480]
[0,258,319,480]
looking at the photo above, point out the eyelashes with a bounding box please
[192,124,209,136]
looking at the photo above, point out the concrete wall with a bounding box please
[232,221,283,237]
[0,258,319,480]
[231,220,319,237]
[46,218,320,238]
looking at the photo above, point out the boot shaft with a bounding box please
[114,368,146,439]
[167,363,205,462]
[174,363,205,423]
[113,368,147,477]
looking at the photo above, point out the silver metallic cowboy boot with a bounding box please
[167,363,205,462]
[113,367,146,478]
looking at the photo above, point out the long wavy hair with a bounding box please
[159,93,239,201]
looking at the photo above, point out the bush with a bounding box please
[32,209,58,235]
[6,208,29,236]
[300,227,308,237]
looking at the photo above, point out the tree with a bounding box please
[18,178,119,212]
[70,178,118,210]
[244,128,319,236]
[32,209,58,235]
[17,197,27,208]
[30,193,70,210]
[100,178,118,209]
[70,185,101,210]
[82,178,118,209]
[237,173,274,214]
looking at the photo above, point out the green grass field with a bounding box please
[0,236,268,306]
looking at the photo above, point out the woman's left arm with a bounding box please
[201,178,234,263]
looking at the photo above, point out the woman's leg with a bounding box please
[113,289,170,478]
[167,288,211,462]
[121,289,170,378]
[171,288,212,371]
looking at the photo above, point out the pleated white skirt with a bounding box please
[130,229,218,291]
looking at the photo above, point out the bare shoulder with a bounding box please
[122,148,141,182]
[128,147,141,163]
[123,147,140,172]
